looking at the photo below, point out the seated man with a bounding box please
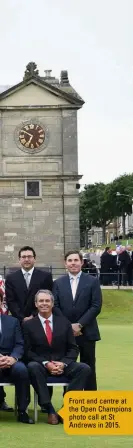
[23,289,91,425]
[0,281,12,411]
[0,292,33,424]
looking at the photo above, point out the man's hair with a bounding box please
[105,247,110,252]
[18,246,36,258]
[64,250,83,261]
[35,289,54,304]
[0,291,3,302]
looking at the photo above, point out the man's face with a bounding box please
[19,250,35,270]
[65,253,83,275]
[35,292,53,315]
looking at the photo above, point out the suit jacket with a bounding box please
[0,314,24,359]
[52,272,102,341]
[100,252,114,272]
[118,251,131,269]
[23,315,79,366]
[131,251,133,268]
[5,268,53,322]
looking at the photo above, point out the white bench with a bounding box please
[0,378,68,422]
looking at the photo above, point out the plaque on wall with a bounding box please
[14,119,49,154]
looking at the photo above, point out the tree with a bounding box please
[108,174,133,238]
[79,174,133,246]
[79,182,115,245]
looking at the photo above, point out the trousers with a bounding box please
[28,361,91,406]
[0,362,30,411]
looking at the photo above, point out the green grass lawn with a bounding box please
[85,238,133,250]
[101,239,133,249]
[98,289,133,324]
[0,291,133,448]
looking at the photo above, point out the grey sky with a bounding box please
[1,0,133,185]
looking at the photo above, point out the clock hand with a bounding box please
[23,130,33,137]
[24,135,33,147]
[29,135,33,143]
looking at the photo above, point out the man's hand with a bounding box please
[23,315,33,322]
[51,361,64,375]
[0,355,9,369]
[45,362,59,375]
[46,361,64,375]
[72,323,82,337]
[0,355,16,368]
[5,357,17,367]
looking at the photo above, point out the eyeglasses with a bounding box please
[20,255,34,259]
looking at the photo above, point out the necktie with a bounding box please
[24,272,30,288]
[71,277,77,300]
[45,319,52,345]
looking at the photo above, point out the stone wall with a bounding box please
[0,106,81,269]
[0,179,63,267]
[0,178,79,270]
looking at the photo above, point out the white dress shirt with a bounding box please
[21,267,34,286]
[69,270,82,298]
[38,313,53,333]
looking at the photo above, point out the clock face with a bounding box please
[19,123,45,149]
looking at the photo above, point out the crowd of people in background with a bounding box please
[82,245,133,286]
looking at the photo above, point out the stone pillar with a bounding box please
[62,109,78,174]
[62,109,80,253]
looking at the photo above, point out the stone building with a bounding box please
[0,62,84,271]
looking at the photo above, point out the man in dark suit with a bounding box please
[0,290,13,412]
[100,247,114,285]
[53,250,102,391]
[5,246,53,323]
[126,245,133,285]
[0,292,33,424]
[23,289,91,425]
[118,247,131,285]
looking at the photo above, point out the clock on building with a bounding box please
[19,123,45,149]
[14,119,49,153]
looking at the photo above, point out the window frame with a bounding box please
[24,180,42,199]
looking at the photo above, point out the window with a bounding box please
[25,180,42,198]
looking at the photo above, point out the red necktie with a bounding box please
[45,319,52,345]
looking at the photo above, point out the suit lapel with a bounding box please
[28,268,38,294]
[17,270,28,295]
[52,314,59,336]
[64,275,74,303]
[35,316,49,345]
[51,314,60,347]
[0,314,7,345]
[74,272,86,303]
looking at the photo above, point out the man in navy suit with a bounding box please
[53,250,102,390]
[0,292,33,424]
[5,245,53,323]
